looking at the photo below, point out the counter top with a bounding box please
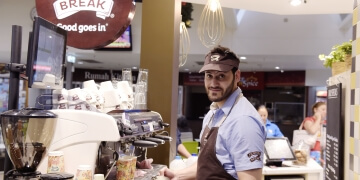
[262,158,324,180]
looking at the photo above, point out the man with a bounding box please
[257,105,284,138]
[160,46,266,180]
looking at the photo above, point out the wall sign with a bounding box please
[182,72,265,90]
[237,72,264,90]
[71,68,138,84]
[35,0,135,49]
[325,84,344,180]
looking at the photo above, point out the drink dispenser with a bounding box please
[0,108,57,179]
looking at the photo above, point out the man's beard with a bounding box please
[206,77,235,102]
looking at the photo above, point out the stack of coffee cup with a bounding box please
[100,81,122,113]
[52,89,69,109]
[67,88,87,110]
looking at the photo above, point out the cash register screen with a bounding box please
[264,137,296,161]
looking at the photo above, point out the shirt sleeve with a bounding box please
[226,116,265,171]
[302,117,315,130]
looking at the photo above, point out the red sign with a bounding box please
[265,71,305,86]
[35,0,135,49]
[183,73,204,86]
[237,72,264,90]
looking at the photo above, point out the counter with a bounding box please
[262,158,323,180]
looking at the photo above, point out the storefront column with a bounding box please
[140,0,181,166]
[348,0,359,178]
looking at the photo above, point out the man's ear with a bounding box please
[235,69,241,82]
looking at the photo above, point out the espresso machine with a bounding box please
[34,109,171,178]
[35,109,121,176]
[95,109,172,176]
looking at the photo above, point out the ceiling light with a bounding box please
[240,56,247,60]
[67,55,76,63]
[132,67,138,70]
[184,69,189,71]
[275,66,280,69]
[77,61,83,64]
[290,0,302,6]
[198,0,225,48]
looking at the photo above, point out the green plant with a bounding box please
[318,40,352,68]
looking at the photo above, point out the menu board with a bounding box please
[325,84,343,180]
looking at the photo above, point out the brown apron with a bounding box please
[196,93,242,180]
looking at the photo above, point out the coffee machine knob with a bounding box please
[160,121,170,128]
[121,129,133,136]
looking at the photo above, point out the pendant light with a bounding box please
[197,0,225,49]
[179,22,190,67]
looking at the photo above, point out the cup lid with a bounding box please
[77,165,92,170]
[49,151,64,156]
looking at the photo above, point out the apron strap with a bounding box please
[209,93,243,128]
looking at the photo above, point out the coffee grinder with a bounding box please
[0,108,72,179]
[2,17,70,179]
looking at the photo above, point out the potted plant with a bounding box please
[318,40,352,75]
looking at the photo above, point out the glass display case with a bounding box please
[273,102,305,125]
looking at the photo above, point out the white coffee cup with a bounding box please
[83,80,99,92]
[102,89,121,108]
[52,88,68,104]
[100,81,114,91]
[68,88,86,105]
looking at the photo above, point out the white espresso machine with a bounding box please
[37,109,121,176]
[36,109,171,177]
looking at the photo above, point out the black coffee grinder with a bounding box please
[0,108,60,179]
[1,23,71,179]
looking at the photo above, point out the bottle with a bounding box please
[169,155,186,170]
[186,153,198,167]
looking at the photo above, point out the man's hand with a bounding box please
[158,167,177,180]
[136,158,153,169]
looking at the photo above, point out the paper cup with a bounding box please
[93,174,105,180]
[76,165,92,180]
[116,156,136,180]
[47,151,65,173]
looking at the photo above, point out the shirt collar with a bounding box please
[265,119,271,126]
[210,88,242,115]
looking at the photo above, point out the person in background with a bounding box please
[177,128,192,158]
[177,115,192,133]
[257,105,284,138]
[160,45,266,180]
[301,101,327,164]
